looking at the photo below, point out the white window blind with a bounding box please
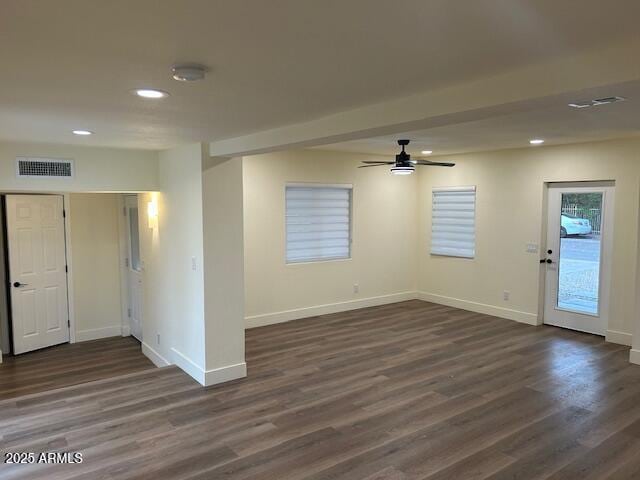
[431,186,476,258]
[286,184,352,263]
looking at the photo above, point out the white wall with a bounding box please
[243,149,418,327]
[139,144,206,375]
[69,193,123,341]
[0,141,158,192]
[417,137,640,345]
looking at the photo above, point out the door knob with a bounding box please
[13,281,28,287]
[539,259,553,264]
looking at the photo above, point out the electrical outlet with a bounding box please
[503,291,510,301]
[526,243,539,254]
[353,283,359,294]
[191,256,197,271]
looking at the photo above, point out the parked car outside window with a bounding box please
[561,214,592,237]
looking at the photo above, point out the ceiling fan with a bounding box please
[359,139,454,175]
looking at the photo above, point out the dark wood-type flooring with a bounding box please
[2,300,640,479]
[0,336,153,401]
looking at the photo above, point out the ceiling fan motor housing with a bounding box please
[396,139,412,165]
[396,151,411,165]
[357,138,454,173]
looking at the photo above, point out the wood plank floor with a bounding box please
[2,300,640,479]
[0,337,153,401]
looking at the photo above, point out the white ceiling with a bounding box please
[1,0,640,150]
[315,83,640,157]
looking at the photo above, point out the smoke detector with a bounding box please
[171,64,208,82]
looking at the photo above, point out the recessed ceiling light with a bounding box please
[421,150,433,155]
[529,139,545,145]
[134,88,169,99]
[72,130,93,136]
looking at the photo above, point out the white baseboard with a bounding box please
[142,341,171,368]
[171,347,247,386]
[75,325,122,342]
[121,325,131,337]
[417,291,539,326]
[171,347,206,384]
[630,349,640,365]
[204,362,247,386]
[606,329,633,346]
[245,291,418,329]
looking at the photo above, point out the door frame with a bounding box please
[2,192,76,351]
[541,181,615,336]
[117,194,131,337]
[117,194,143,339]
[62,193,76,344]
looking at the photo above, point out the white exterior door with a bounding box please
[6,195,70,354]
[124,195,143,341]
[543,183,614,335]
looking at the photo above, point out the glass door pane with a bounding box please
[557,192,603,315]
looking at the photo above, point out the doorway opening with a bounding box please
[542,182,615,336]
[0,192,141,360]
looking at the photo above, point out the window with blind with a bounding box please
[431,186,476,258]
[285,184,352,263]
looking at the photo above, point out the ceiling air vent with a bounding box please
[568,96,626,109]
[16,157,74,179]
[593,96,626,105]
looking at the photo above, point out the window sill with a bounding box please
[286,257,352,266]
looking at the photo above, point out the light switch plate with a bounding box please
[526,243,539,254]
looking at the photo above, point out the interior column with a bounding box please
[201,155,247,385]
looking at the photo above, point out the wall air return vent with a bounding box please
[16,157,74,179]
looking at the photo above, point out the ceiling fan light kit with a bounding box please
[358,139,455,174]
[390,166,415,175]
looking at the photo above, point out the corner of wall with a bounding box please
[606,329,633,346]
[142,341,171,368]
[417,291,539,325]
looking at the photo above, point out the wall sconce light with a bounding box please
[147,199,158,229]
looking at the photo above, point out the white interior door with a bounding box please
[124,195,143,341]
[6,195,70,354]
[543,183,614,335]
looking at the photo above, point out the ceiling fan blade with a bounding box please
[414,160,455,167]
[361,161,394,164]
[358,164,388,168]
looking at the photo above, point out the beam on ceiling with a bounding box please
[209,38,640,157]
